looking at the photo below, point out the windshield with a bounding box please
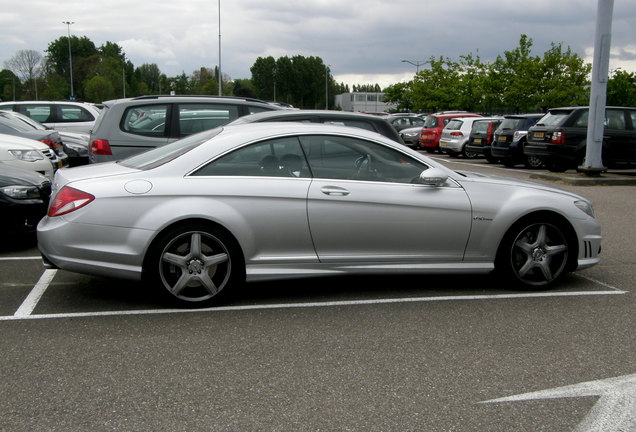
[119,127,223,170]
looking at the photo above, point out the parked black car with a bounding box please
[464,117,504,162]
[229,110,404,144]
[490,114,544,168]
[0,164,51,237]
[524,106,636,172]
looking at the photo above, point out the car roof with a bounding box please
[504,113,544,119]
[229,109,390,124]
[102,95,275,108]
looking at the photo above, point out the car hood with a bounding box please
[0,163,50,186]
[453,170,586,200]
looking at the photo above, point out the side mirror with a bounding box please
[419,168,448,186]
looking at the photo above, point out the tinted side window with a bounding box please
[192,137,309,178]
[299,135,427,183]
[177,104,239,136]
[322,119,376,132]
[247,105,274,115]
[57,104,95,123]
[605,109,626,130]
[122,105,169,136]
[19,104,52,123]
[630,111,636,130]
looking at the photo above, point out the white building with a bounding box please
[334,92,396,113]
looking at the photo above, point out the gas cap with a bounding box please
[124,180,153,194]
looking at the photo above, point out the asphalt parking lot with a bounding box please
[1,155,634,432]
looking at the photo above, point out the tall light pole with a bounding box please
[401,59,426,73]
[62,21,74,100]
[218,0,222,96]
[325,64,330,110]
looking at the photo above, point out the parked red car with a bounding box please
[418,111,481,152]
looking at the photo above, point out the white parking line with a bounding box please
[13,269,57,318]
[0,288,628,321]
[0,256,42,261]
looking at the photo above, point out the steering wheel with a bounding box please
[354,154,371,179]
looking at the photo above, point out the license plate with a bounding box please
[440,141,448,147]
[498,136,507,141]
[534,132,545,138]
[474,138,482,143]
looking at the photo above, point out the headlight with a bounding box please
[8,150,45,162]
[574,200,594,218]
[0,185,42,199]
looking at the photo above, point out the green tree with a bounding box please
[0,69,21,100]
[84,75,115,101]
[382,81,414,112]
[250,56,277,100]
[535,42,591,110]
[233,78,257,98]
[607,69,636,106]
[46,36,98,99]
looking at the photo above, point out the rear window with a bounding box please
[536,110,573,127]
[445,119,463,130]
[498,118,525,131]
[422,116,438,128]
[472,120,491,134]
[118,128,222,170]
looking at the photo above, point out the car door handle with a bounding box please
[321,186,350,196]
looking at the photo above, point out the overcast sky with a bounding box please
[2,0,635,89]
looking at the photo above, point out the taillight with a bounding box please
[550,131,565,144]
[40,139,56,149]
[486,123,494,144]
[450,131,463,137]
[48,186,95,217]
[90,139,112,155]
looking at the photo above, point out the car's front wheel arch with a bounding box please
[495,211,579,289]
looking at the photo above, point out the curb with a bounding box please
[530,172,636,186]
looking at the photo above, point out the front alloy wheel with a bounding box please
[499,219,570,288]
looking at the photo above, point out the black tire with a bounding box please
[144,222,244,307]
[496,216,570,289]
[546,160,568,173]
[485,154,499,164]
[425,148,436,154]
[462,146,479,159]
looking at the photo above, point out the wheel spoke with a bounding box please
[162,251,187,268]
[203,252,228,268]
[190,233,202,257]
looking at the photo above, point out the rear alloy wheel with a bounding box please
[497,218,570,289]
[462,147,479,159]
[146,223,244,307]
[523,155,544,169]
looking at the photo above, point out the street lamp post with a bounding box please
[218,0,222,96]
[325,65,330,110]
[401,59,426,73]
[62,21,74,100]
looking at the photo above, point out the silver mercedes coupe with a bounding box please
[37,123,602,307]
